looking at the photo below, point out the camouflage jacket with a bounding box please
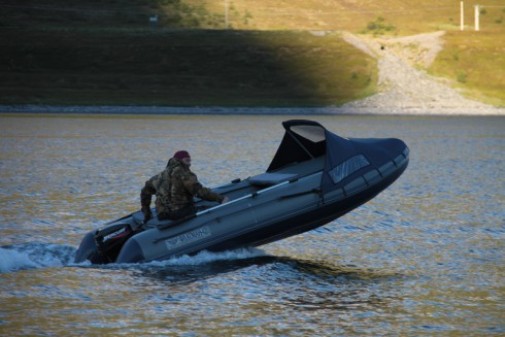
[140,158,179,215]
[169,159,224,211]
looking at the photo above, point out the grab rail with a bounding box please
[196,180,292,217]
[156,170,322,232]
[197,169,325,217]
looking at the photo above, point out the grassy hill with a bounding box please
[0,0,503,107]
[0,29,376,106]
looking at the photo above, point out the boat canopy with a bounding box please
[267,119,357,167]
[267,120,327,172]
[267,119,403,195]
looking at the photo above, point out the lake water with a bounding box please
[0,114,504,336]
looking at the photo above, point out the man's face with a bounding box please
[182,157,191,167]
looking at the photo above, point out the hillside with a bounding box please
[0,28,376,106]
[341,31,501,114]
[0,0,504,107]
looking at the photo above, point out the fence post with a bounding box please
[475,5,480,31]
[460,1,464,31]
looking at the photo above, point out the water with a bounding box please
[1,114,504,336]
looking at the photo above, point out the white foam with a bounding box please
[1,244,267,272]
[0,243,76,273]
[145,248,268,267]
[0,247,38,272]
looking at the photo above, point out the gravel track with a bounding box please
[341,31,504,115]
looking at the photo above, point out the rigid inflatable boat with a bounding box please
[75,120,409,264]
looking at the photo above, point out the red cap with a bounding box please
[174,150,190,160]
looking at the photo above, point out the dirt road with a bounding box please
[341,31,504,115]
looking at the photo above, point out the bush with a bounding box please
[364,17,395,35]
[457,71,467,83]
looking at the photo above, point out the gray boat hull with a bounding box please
[75,120,409,264]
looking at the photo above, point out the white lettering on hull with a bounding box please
[165,226,212,250]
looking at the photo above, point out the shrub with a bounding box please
[364,17,395,35]
[457,71,467,83]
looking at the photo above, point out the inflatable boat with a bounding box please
[75,120,409,264]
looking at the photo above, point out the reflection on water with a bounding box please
[0,114,504,336]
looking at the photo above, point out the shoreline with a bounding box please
[0,104,504,116]
[2,31,503,117]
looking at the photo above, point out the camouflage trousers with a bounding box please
[158,205,197,221]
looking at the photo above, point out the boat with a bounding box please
[74,119,409,264]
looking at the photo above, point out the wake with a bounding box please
[0,243,77,273]
[0,242,267,274]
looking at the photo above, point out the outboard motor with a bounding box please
[75,224,135,264]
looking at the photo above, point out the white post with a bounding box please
[475,5,480,31]
[460,1,464,31]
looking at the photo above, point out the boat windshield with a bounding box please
[289,125,326,143]
[267,120,327,172]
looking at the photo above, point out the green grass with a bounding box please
[0,29,376,106]
[430,30,505,107]
[0,0,503,107]
[225,0,505,106]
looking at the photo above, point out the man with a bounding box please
[140,155,178,222]
[140,150,227,222]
